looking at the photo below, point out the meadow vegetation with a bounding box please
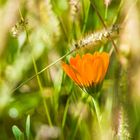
[0,0,140,139]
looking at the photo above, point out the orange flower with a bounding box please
[62,52,109,94]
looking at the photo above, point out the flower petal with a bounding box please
[62,62,81,85]
[82,54,95,86]
[62,52,110,89]
[93,56,104,83]
[100,52,109,75]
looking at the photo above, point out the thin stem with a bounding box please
[32,56,52,126]
[69,110,82,140]
[90,0,119,54]
[82,1,90,33]
[11,49,75,93]
[91,96,101,130]
[43,99,53,126]
[18,8,24,21]
[62,97,70,129]
[71,117,81,140]
[105,6,108,20]
[18,9,52,126]
[51,0,69,42]
[112,0,124,24]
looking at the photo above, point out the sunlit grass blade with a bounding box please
[82,0,90,33]
[25,115,30,140]
[12,125,24,140]
[32,56,52,126]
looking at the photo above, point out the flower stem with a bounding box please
[91,96,101,128]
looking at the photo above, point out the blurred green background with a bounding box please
[0,0,140,139]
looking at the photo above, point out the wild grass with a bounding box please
[0,0,140,140]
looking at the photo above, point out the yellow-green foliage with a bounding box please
[0,0,140,140]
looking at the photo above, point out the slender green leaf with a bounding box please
[26,115,30,140]
[12,125,24,140]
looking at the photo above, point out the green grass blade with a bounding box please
[12,125,24,140]
[62,98,70,129]
[32,56,52,126]
[26,115,30,140]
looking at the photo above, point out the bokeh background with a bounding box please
[0,0,140,139]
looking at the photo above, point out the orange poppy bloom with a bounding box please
[62,52,109,94]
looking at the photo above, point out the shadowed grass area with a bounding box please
[0,0,140,139]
